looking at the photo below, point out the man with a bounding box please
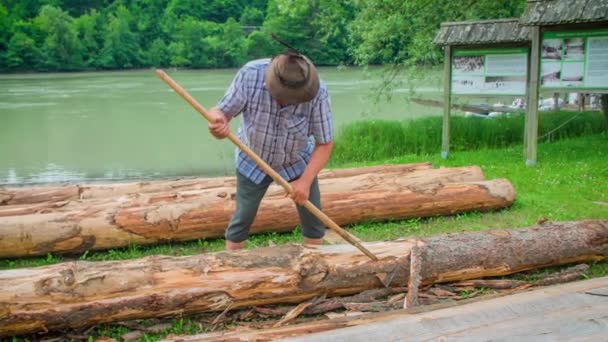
[208,52,334,250]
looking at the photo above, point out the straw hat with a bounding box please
[264,52,320,105]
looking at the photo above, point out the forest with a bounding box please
[0,0,525,71]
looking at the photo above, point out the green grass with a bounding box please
[2,117,607,341]
[331,110,605,164]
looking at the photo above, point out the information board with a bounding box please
[451,48,528,95]
[541,29,608,89]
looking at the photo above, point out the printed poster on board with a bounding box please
[451,48,528,95]
[541,29,608,89]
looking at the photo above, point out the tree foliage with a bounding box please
[0,0,526,71]
[36,5,83,70]
[350,0,526,66]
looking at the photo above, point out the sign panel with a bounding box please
[451,48,528,95]
[541,29,608,89]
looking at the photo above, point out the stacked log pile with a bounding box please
[0,163,516,258]
[0,220,606,337]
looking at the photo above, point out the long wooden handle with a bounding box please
[156,69,378,261]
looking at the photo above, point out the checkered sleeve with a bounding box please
[217,67,249,119]
[310,87,334,144]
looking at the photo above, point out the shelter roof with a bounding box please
[433,19,531,46]
[520,0,608,25]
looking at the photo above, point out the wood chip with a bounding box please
[211,302,234,325]
[122,331,144,342]
[428,287,457,297]
[145,323,172,333]
[325,311,365,319]
[387,293,406,304]
[272,302,312,328]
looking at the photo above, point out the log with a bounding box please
[0,163,432,206]
[0,220,606,337]
[0,166,506,258]
[0,164,474,218]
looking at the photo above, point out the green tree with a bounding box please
[310,0,355,65]
[2,0,46,20]
[164,0,206,20]
[204,0,242,22]
[350,0,526,66]
[0,4,11,68]
[263,0,354,65]
[169,17,213,67]
[74,9,105,67]
[99,5,140,68]
[133,0,168,50]
[148,37,169,66]
[244,30,277,60]
[54,0,108,17]
[239,6,264,26]
[6,31,41,69]
[216,18,246,67]
[35,5,83,70]
[348,0,526,98]
[263,0,313,54]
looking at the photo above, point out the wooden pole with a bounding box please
[525,26,541,167]
[155,70,378,261]
[601,94,608,129]
[553,92,559,111]
[441,45,452,159]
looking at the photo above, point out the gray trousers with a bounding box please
[225,172,325,242]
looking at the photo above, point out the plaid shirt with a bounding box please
[217,59,334,184]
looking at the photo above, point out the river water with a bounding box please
[0,67,441,185]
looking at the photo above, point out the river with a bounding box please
[0,67,442,185]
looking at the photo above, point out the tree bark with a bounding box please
[0,163,432,206]
[0,166,508,258]
[0,220,605,337]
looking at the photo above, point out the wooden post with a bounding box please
[601,94,608,130]
[441,45,452,159]
[525,26,541,167]
[582,93,587,111]
[553,92,559,111]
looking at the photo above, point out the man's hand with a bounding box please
[289,178,311,205]
[208,108,230,139]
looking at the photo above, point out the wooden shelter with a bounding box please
[433,19,531,159]
[520,0,608,165]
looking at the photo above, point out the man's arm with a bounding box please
[290,140,333,204]
[208,106,231,139]
[210,66,249,139]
